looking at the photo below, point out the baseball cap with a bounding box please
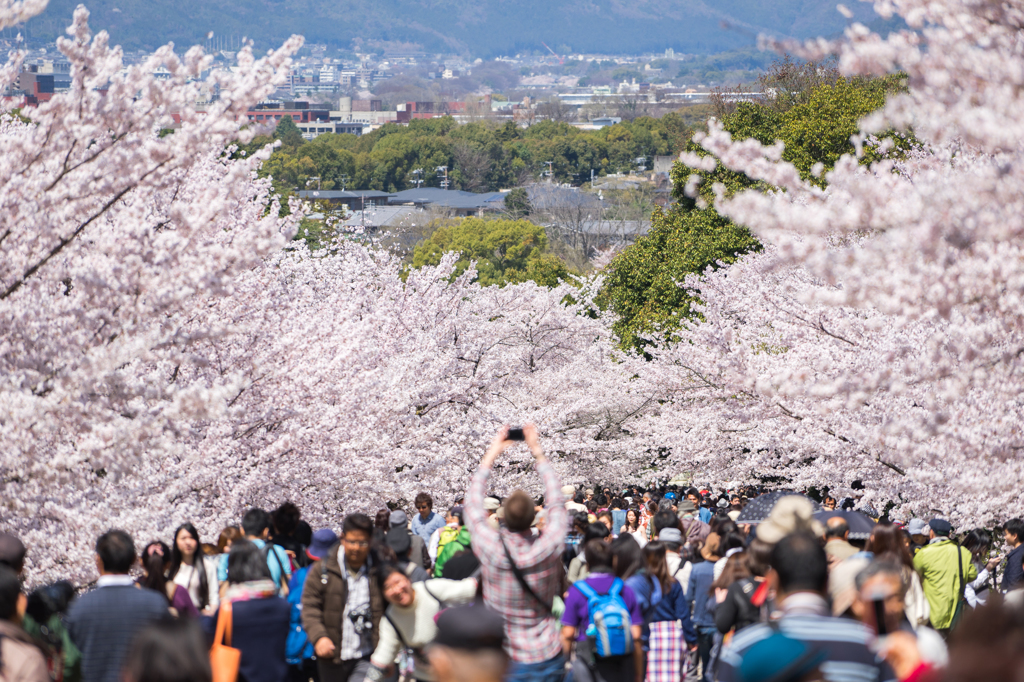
[658,528,683,545]
[929,518,953,536]
[907,519,928,535]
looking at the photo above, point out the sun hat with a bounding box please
[483,497,501,512]
[307,529,339,560]
[757,496,825,544]
[561,485,576,497]
[678,500,697,513]
[389,510,408,527]
[739,632,827,682]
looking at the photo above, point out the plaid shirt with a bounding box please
[465,461,567,663]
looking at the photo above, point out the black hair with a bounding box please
[123,618,212,682]
[962,529,991,556]
[574,493,585,504]
[583,539,614,573]
[343,513,374,537]
[771,533,828,594]
[825,519,850,540]
[376,562,405,593]
[96,529,136,574]
[241,508,271,538]
[719,531,746,555]
[140,541,172,604]
[226,540,272,584]
[168,523,209,610]
[595,494,608,507]
[0,564,20,620]
[610,534,643,579]
[271,502,302,537]
[653,510,679,536]
[573,511,590,530]
[583,522,610,546]
[1005,518,1024,542]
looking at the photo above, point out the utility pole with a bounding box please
[436,166,449,189]
[413,168,424,188]
[339,174,348,191]
[544,161,554,182]
[307,175,321,190]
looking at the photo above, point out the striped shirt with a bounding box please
[465,461,567,663]
[716,594,896,682]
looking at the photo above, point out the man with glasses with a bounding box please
[411,493,446,544]
[303,514,385,682]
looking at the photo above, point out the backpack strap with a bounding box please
[608,578,623,599]
[573,580,600,606]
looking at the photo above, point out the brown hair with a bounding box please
[643,541,673,593]
[865,523,913,570]
[504,490,536,532]
[217,526,243,553]
[712,552,752,591]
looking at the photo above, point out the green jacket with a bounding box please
[434,527,471,577]
[913,538,977,630]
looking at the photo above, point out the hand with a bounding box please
[878,631,922,680]
[687,642,698,652]
[314,637,336,659]
[715,587,729,604]
[986,557,1000,571]
[523,423,545,460]
[481,426,512,469]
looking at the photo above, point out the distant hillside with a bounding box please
[22,0,884,56]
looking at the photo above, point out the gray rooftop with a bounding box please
[388,188,505,210]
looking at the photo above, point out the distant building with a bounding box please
[247,101,331,124]
[297,190,393,208]
[297,121,367,139]
[388,188,505,216]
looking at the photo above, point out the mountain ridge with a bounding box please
[24,0,881,56]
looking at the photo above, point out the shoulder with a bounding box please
[722,622,771,659]
[780,615,874,645]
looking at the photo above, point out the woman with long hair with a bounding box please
[168,523,220,616]
[643,541,696,682]
[866,523,929,627]
[962,529,1000,608]
[140,541,198,618]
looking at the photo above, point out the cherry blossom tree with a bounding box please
[647,0,1024,525]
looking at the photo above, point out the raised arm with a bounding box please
[463,426,513,560]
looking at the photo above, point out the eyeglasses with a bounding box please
[343,539,370,548]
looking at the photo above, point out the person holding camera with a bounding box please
[464,424,567,682]
[302,513,385,682]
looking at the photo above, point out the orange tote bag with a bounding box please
[211,601,242,682]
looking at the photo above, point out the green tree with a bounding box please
[274,116,305,149]
[503,188,532,220]
[411,217,573,287]
[601,207,761,352]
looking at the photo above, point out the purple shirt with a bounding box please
[562,573,643,641]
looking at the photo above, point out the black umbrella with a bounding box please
[735,491,821,524]
[814,509,877,541]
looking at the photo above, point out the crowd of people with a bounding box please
[1,425,1023,682]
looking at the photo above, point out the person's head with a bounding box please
[0,564,24,623]
[415,493,434,519]
[0,533,27,574]
[824,517,850,541]
[226,539,272,584]
[652,510,679,537]
[122,617,212,682]
[379,563,416,607]
[657,527,683,552]
[865,523,913,569]
[504,490,536,532]
[271,502,301,537]
[342,513,374,568]
[1004,518,1024,547]
[625,509,639,528]
[770,532,828,599]
[583,539,614,573]
[596,511,614,532]
[241,508,271,539]
[140,541,171,599]
[712,551,752,590]
[428,605,508,682]
[685,488,701,507]
[852,560,908,635]
[373,509,391,531]
[96,529,137,575]
[574,492,585,505]
[823,495,837,511]
[642,541,672,592]
[745,538,773,578]
[927,518,953,540]
[572,511,590,534]
[610,534,643,579]
[961,529,990,560]
[583,522,611,547]
[217,526,242,553]
[171,524,200,564]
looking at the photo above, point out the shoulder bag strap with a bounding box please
[956,541,966,601]
[384,611,429,664]
[500,534,553,614]
[216,601,234,647]
[422,581,445,608]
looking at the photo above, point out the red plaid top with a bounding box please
[465,461,568,663]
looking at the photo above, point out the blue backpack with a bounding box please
[285,565,314,664]
[574,578,634,658]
